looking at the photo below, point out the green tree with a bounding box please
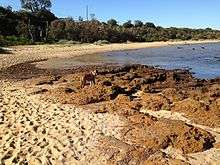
[145,22,156,28]
[20,0,52,12]
[134,20,143,27]
[123,20,133,28]
[35,9,56,22]
[78,16,83,22]
[0,6,18,36]
[107,19,117,26]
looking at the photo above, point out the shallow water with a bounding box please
[36,43,220,79]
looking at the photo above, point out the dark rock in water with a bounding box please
[172,70,192,82]
[214,56,220,61]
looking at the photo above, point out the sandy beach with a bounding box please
[0,41,220,164]
[1,0,220,163]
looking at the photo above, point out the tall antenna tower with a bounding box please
[86,5,89,21]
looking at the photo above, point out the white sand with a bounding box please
[0,80,125,164]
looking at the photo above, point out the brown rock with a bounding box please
[141,93,171,111]
[172,98,220,127]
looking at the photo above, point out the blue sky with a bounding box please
[1,0,220,29]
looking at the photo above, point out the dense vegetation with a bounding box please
[1,0,220,46]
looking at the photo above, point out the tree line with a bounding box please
[1,0,220,46]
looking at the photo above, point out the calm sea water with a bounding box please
[101,43,220,79]
[37,43,220,79]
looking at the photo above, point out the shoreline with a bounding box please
[1,39,220,69]
[1,39,220,164]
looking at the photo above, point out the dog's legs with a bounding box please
[81,78,85,89]
[93,79,95,86]
[90,81,93,87]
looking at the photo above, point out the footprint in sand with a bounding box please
[9,141,16,149]
[42,128,46,134]
[12,156,19,164]
[33,125,39,132]
[1,150,13,164]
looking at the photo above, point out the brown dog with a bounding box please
[80,70,97,88]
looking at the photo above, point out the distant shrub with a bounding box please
[66,40,81,44]
[5,36,18,42]
[4,36,31,46]
[107,19,118,26]
[17,37,31,45]
[57,40,81,44]
[0,35,7,46]
[33,42,47,45]
[57,39,69,44]
[93,40,110,45]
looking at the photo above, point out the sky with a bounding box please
[1,0,220,29]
